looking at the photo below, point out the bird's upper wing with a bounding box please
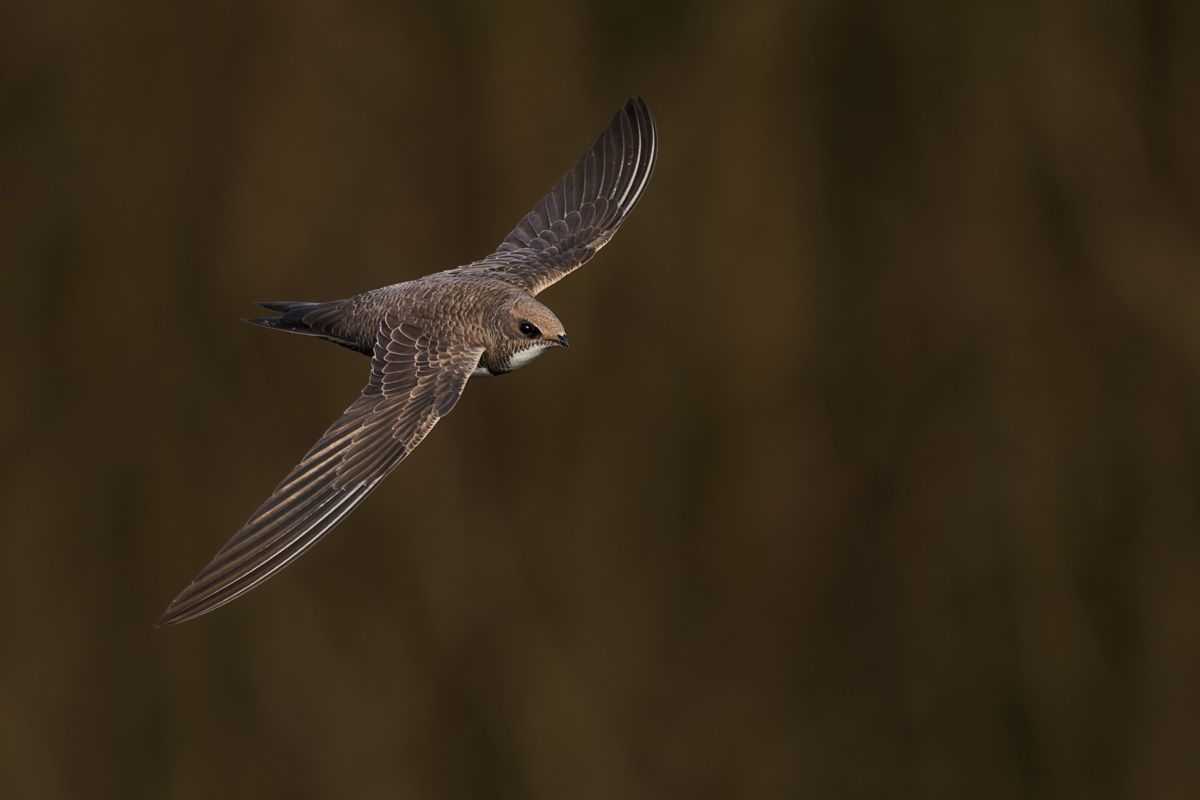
[450,97,657,296]
[157,318,483,627]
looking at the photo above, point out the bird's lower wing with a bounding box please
[157,319,483,627]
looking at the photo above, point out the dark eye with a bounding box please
[518,321,540,339]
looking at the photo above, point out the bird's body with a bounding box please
[158,98,657,627]
[251,275,563,372]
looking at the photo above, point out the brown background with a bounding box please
[3,1,1199,798]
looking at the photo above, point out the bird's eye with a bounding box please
[518,321,540,338]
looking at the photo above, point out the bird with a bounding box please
[156,98,657,627]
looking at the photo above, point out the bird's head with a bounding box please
[506,296,569,351]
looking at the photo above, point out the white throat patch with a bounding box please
[508,344,549,371]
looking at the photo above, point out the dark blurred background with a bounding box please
[2,1,1199,797]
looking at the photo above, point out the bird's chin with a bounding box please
[507,343,551,371]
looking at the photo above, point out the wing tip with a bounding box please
[155,587,210,628]
[608,95,657,215]
[622,96,656,136]
[154,603,190,629]
[156,583,250,628]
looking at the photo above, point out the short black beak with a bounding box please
[557,334,570,348]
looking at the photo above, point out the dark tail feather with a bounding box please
[244,316,306,332]
[256,301,316,315]
[243,300,371,354]
[245,300,320,333]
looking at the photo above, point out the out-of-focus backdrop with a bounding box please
[3,1,1199,798]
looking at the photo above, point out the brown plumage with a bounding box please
[157,97,657,627]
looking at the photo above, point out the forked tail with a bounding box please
[245,300,371,355]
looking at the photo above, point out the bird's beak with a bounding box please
[556,333,570,348]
